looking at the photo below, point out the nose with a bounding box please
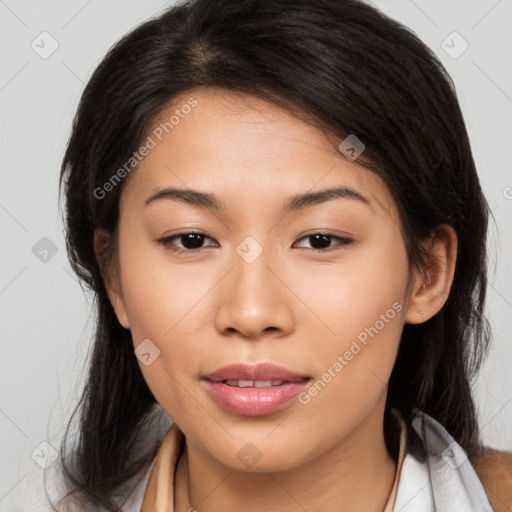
[213,243,296,340]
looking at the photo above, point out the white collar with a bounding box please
[394,410,493,511]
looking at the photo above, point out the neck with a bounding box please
[175,401,398,512]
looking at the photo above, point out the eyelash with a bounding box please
[156,231,354,254]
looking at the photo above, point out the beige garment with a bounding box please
[141,409,408,511]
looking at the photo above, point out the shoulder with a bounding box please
[474,447,512,512]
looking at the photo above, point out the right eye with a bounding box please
[157,231,218,253]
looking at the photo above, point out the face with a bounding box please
[103,87,420,472]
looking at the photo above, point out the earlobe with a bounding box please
[93,228,130,329]
[404,224,458,325]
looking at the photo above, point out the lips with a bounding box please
[201,362,311,416]
[202,362,310,384]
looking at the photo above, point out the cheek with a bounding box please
[296,273,406,433]
[298,234,409,345]
[119,257,204,415]
[295,234,408,400]
[114,231,200,393]
[117,229,208,342]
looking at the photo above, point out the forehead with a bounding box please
[120,87,398,222]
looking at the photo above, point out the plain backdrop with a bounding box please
[1,0,511,510]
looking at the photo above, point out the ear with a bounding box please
[93,228,130,329]
[404,224,458,324]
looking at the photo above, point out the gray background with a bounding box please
[1,0,511,509]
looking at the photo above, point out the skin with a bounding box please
[95,87,457,512]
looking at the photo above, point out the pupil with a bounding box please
[182,233,204,249]
[310,234,330,249]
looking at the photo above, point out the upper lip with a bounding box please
[203,363,310,383]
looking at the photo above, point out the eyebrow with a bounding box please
[144,186,372,214]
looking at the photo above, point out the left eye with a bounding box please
[157,232,353,253]
[293,233,353,251]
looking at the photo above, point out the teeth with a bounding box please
[224,379,285,387]
[254,380,272,388]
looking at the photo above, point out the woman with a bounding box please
[51,0,511,510]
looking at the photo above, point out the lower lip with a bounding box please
[202,379,310,416]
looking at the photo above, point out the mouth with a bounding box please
[201,363,312,416]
